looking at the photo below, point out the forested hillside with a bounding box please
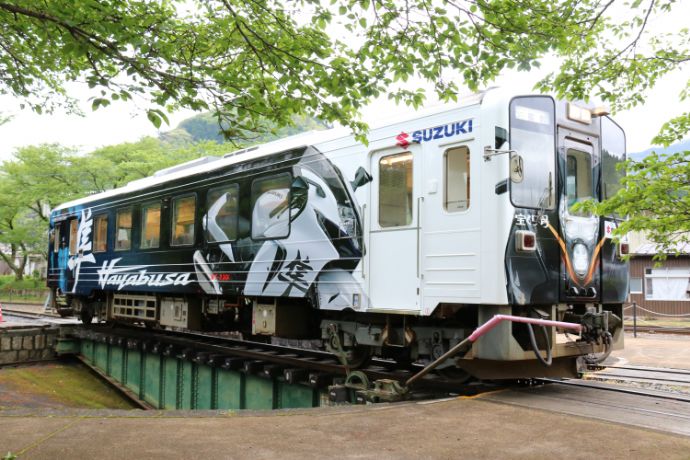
[160,113,329,146]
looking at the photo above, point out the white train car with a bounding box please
[48,87,627,379]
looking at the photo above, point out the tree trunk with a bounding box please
[0,244,25,280]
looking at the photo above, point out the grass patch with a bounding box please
[0,362,136,410]
[0,276,44,290]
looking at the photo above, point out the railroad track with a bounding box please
[624,325,690,335]
[2,308,78,325]
[584,364,690,392]
[493,376,690,437]
[540,377,690,403]
[534,363,690,403]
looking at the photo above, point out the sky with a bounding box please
[0,4,687,160]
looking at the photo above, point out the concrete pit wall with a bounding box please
[0,326,58,365]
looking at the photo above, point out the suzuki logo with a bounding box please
[396,132,410,148]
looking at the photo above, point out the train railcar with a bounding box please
[47,88,628,379]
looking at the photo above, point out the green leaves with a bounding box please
[0,0,654,141]
[146,109,169,129]
[580,150,690,259]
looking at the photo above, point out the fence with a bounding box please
[624,301,690,336]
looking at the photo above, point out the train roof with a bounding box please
[52,91,489,213]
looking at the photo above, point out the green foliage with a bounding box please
[0,138,212,279]
[0,275,43,290]
[578,150,690,258]
[0,1,689,256]
[0,0,641,141]
[537,0,689,112]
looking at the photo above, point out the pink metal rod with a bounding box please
[405,314,583,387]
[468,314,582,342]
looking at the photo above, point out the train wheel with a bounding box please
[326,326,372,369]
[343,345,372,369]
[79,308,93,325]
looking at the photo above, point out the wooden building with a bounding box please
[629,241,690,318]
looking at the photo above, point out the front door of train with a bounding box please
[557,129,602,302]
[367,146,421,311]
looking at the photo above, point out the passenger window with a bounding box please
[54,225,61,253]
[445,147,470,211]
[141,202,161,249]
[93,214,108,252]
[379,152,413,227]
[566,148,593,212]
[68,219,78,255]
[172,195,196,246]
[115,209,133,251]
[251,174,291,240]
[206,185,239,242]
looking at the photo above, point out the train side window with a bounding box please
[251,174,291,240]
[68,218,78,255]
[140,202,161,249]
[445,146,470,211]
[93,214,108,252]
[206,184,239,242]
[53,225,61,253]
[172,195,196,246]
[379,152,413,227]
[115,209,133,251]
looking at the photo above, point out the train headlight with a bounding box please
[567,103,592,124]
[515,230,536,252]
[572,243,589,277]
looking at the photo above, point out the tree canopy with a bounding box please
[0,139,221,278]
[1,0,690,257]
[0,0,650,138]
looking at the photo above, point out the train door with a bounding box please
[419,143,480,315]
[557,129,602,302]
[367,146,421,311]
[54,217,78,294]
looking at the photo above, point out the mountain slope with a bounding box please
[628,139,690,161]
[161,113,329,146]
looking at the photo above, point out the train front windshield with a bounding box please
[509,97,556,210]
[508,97,626,210]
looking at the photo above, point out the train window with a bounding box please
[565,149,593,213]
[140,202,161,249]
[68,219,78,255]
[379,152,413,227]
[251,174,291,240]
[601,117,626,201]
[53,225,60,253]
[172,195,196,246]
[445,147,470,211]
[115,209,133,251]
[206,184,239,242]
[93,214,108,252]
[509,96,556,210]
